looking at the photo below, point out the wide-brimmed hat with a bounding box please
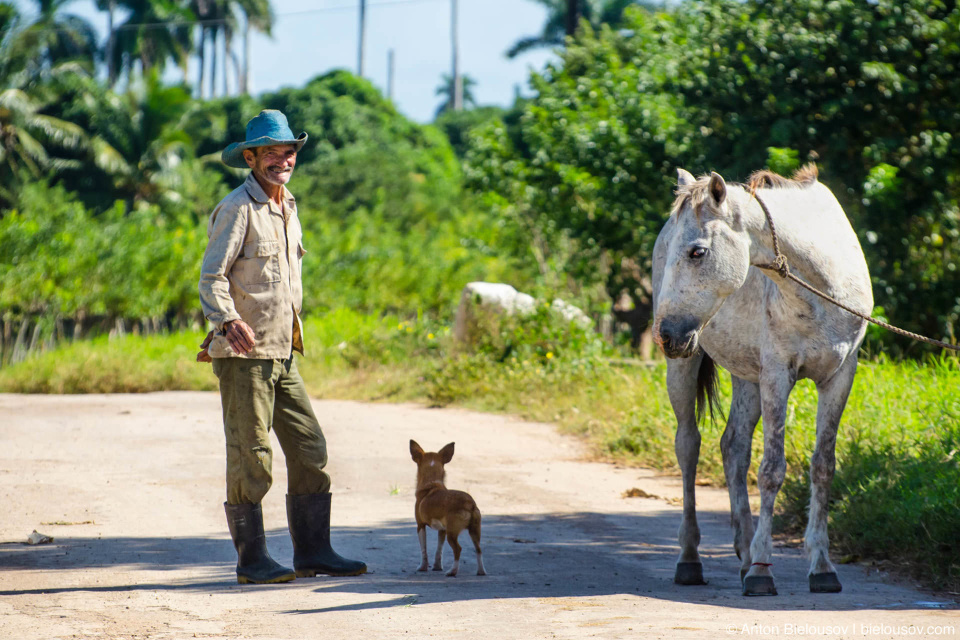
[221,109,308,168]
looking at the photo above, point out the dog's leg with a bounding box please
[416,525,429,572]
[469,518,485,576]
[432,529,445,571]
[446,531,462,577]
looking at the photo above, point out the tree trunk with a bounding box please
[197,27,207,98]
[106,1,117,85]
[223,30,230,96]
[565,0,578,37]
[229,48,241,98]
[210,28,219,99]
[12,318,29,364]
[242,21,250,94]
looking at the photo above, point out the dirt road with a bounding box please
[1,392,956,639]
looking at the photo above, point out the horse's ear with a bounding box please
[677,168,695,187]
[709,171,726,205]
[410,440,424,463]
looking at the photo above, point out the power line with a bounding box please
[3,0,450,36]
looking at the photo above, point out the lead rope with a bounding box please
[748,187,960,352]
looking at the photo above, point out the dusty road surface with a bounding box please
[1,392,957,640]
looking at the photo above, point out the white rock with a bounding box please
[453,282,592,342]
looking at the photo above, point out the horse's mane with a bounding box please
[747,163,819,192]
[671,163,819,217]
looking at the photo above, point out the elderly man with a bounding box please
[198,109,366,584]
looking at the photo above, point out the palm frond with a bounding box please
[90,136,132,177]
[26,114,85,149]
[15,128,50,167]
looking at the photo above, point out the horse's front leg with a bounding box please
[721,376,761,583]
[743,363,796,596]
[807,355,858,593]
[667,353,707,585]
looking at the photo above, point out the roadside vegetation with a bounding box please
[2,310,957,591]
[1,0,958,592]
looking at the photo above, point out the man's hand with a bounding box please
[196,330,214,363]
[224,319,256,355]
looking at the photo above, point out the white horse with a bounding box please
[651,165,872,596]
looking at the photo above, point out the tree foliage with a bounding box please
[0,70,526,340]
[468,0,960,351]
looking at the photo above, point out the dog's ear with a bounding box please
[410,439,424,463]
[439,442,455,464]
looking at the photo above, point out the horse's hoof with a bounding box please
[740,568,748,584]
[674,562,707,585]
[742,575,778,596]
[809,572,842,593]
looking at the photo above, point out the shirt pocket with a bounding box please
[235,240,282,285]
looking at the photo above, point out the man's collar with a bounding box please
[244,172,297,206]
[243,172,270,204]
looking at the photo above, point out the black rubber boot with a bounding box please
[286,493,367,577]
[224,502,296,584]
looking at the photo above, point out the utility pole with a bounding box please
[387,49,395,101]
[358,0,367,77]
[451,0,462,111]
[565,0,578,37]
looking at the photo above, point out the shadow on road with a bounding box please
[1,510,951,614]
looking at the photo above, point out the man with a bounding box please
[198,109,366,584]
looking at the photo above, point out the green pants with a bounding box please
[213,355,331,505]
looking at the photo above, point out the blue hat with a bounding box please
[221,109,308,168]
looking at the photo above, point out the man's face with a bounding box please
[243,144,297,186]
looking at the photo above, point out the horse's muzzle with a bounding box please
[655,314,700,359]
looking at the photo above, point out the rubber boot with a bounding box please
[224,502,296,584]
[286,493,367,577]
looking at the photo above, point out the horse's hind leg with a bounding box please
[743,363,796,596]
[807,355,858,593]
[667,353,707,585]
[721,376,761,583]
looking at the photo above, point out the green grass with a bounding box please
[1,309,957,590]
[0,331,218,393]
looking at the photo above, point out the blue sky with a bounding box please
[16,0,558,123]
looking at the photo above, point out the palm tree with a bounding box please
[190,0,273,98]
[507,0,653,58]
[435,73,477,117]
[0,3,87,205]
[9,0,99,74]
[68,70,195,209]
[235,0,273,94]
[107,0,194,86]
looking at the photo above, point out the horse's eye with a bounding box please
[689,246,707,259]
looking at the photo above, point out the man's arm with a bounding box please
[198,200,251,349]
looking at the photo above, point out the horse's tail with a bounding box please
[696,352,724,426]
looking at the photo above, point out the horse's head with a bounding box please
[654,168,751,359]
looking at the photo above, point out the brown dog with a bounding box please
[409,440,486,577]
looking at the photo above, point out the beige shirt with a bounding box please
[199,173,306,359]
